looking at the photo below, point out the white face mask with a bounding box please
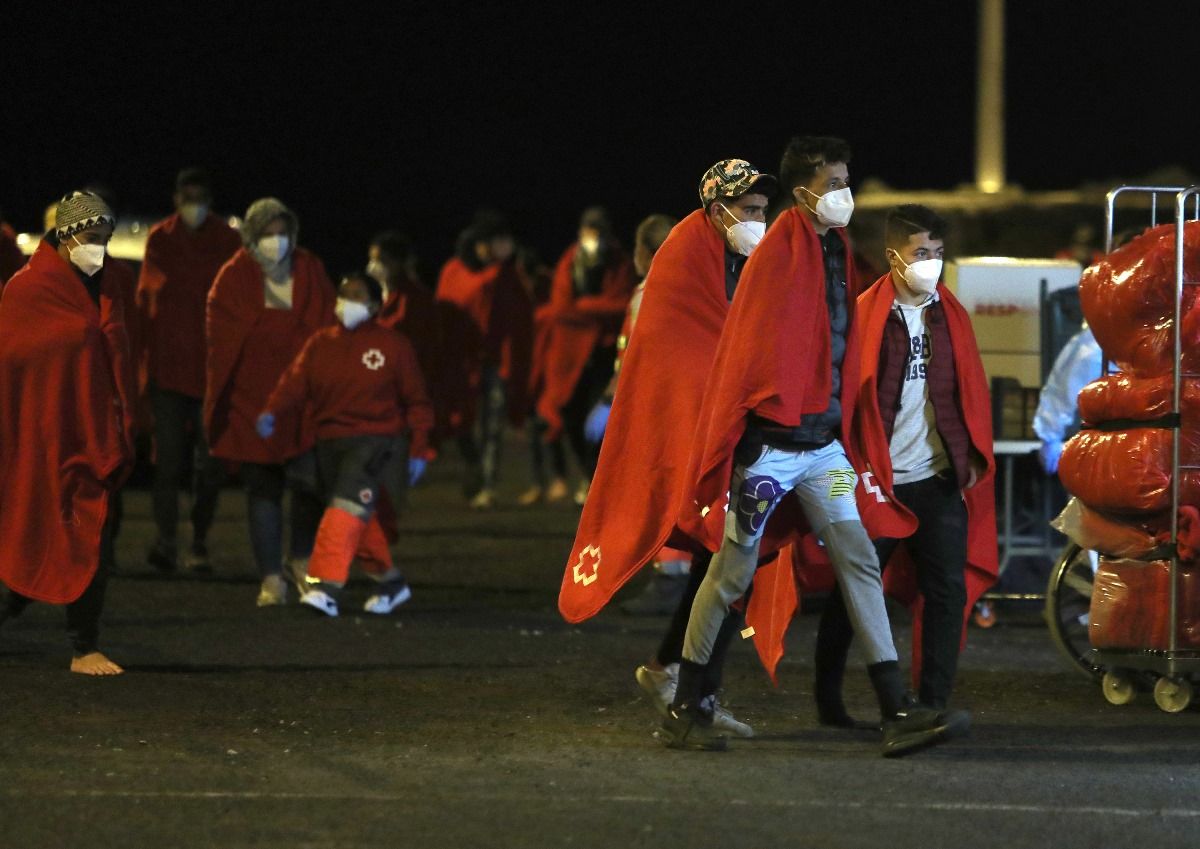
[179,203,209,229]
[807,186,855,228]
[257,234,290,264]
[68,236,106,277]
[718,204,765,256]
[335,297,372,330]
[579,234,600,256]
[893,253,943,295]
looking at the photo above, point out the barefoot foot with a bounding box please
[70,652,124,676]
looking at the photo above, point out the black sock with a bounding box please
[673,659,706,710]
[867,660,906,720]
[700,613,739,697]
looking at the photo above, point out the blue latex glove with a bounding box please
[584,401,611,443]
[255,412,275,439]
[408,456,428,487]
[1039,439,1063,474]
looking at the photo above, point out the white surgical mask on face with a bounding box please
[807,186,855,228]
[335,297,372,330]
[893,252,943,295]
[719,204,765,256]
[257,234,290,264]
[180,203,209,229]
[579,234,600,256]
[68,236,106,277]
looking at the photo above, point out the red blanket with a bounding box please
[0,241,135,602]
[137,212,242,399]
[745,275,999,681]
[679,207,857,553]
[435,257,533,433]
[558,210,724,622]
[535,242,636,440]
[205,248,335,463]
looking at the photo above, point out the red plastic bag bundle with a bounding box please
[1089,557,1200,650]
[1051,497,1170,559]
[1078,374,1200,425]
[1079,220,1200,377]
[1059,427,1200,513]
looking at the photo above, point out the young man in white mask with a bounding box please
[669,141,968,754]
[815,204,995,730]
[557,159,775,741]
[138,168,241,574]
[258,272,433,617]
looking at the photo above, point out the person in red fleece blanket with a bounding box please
[0,191,135,675]
[815,205,995,722]
[257,271,434,618]
[666,137,967,755]
[138,167,242,575]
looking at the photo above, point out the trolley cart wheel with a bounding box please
[1045,543,1104,681]
[973,600,997,629]
[1102,669,1136,705]
[1153,676,1193,713]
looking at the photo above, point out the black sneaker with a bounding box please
[655,698,728,752]
[881,706,971,757]
[147,542,177,574]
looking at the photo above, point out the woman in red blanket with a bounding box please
[535,208,637,504]
[435,212,532,509]
[205,198,335,606]
[259,271,434,617]
[0,192,135,675]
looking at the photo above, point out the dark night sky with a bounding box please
[3,2,1199,274]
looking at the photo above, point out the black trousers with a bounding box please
[3,520,113,656]
[151,386,224,549]
[816,471,969,708]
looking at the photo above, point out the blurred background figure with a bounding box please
[435,210,533,509]
[533,207,636,506]
[205,198,335,606]
[1034,321,1102,475]
[0,204,24,283]
[138,168,242,574]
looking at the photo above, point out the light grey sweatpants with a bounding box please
[683,441,898,666]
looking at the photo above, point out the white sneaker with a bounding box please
[469,489,496,510]
[363,583,412,615]
[635,663,678,718]
[573,482,590,506]
[256,574,289,607]
[712,701,754,738]
[299,588,339,617]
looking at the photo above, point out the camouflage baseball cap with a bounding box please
[698,159,778,207]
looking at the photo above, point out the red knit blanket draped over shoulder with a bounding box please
[744,274,998,681]
[679,207,857,554]
[0,242,135,602]
[204,248,335,463]
[558,210,724,622]
[435,257,533,433]
[535,242,636,440]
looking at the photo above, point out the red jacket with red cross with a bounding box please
[266,319,434,456]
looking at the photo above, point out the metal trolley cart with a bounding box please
[1043,185,1200,711]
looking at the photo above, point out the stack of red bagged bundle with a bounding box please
[1054,221,1200,649]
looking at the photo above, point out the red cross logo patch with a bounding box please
[362,349,386,371]
[572,545,601,587]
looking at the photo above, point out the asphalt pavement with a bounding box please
[2,441,1199,849]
